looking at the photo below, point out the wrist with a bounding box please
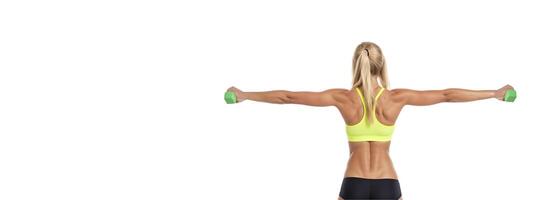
[242,92,250,101]
[492,90,501,100]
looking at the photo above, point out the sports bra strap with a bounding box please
[375,87,385,101]
[355,87,384,118]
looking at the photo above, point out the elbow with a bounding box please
[277,92,291,104]
[443,89,455,102]
[276,97,288,104]
[444,94,452,102]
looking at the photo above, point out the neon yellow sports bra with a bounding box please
[346,87,396,142]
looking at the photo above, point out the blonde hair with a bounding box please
[351,42,390,125]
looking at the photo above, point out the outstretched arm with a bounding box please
[226,86,348,107]
[391,84,514,106]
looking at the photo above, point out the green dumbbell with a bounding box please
[225,91,237,104]
[504,89,517,102]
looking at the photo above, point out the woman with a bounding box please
[226,42,514,200]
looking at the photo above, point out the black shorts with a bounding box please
[339,177,402,200]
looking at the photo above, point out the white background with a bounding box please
[1,1,533,200]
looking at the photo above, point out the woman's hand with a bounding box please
[494,84,515,101]
[226,86,247,103]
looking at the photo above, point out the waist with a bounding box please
[345,152,397,179]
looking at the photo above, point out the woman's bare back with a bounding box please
[339,87,404,179]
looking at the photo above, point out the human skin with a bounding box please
[226,77,514,200]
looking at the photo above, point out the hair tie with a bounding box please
[364,49,369,56]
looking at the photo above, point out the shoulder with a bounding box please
[323,88,352,96]
[323,88,353,103]
[389,88,411,95]
[388,88,415,103]
[324,88,351,93]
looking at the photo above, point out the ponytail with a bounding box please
[351,42,389,126]
[353,49,375,125]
